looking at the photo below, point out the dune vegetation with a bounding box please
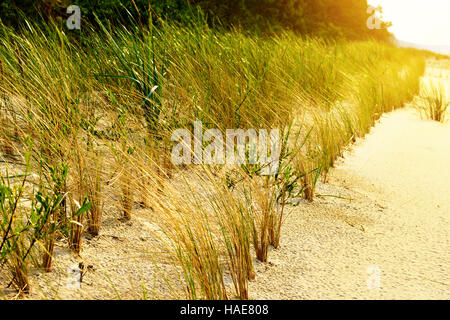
[418,82,449,122]
[0,2,440,299]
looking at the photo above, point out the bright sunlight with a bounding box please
[369,0,450,46]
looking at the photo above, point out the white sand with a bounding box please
[2,61,449,300]
[250,106,450,299]
[248,60,450,300]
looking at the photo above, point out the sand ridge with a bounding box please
[2,61,449,300]
[250,106,450,299]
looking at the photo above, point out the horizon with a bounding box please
[368,0,450,48]
[396,39,450,56]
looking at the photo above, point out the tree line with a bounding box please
[0,0,391,40]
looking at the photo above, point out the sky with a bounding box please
[368,0,450,46]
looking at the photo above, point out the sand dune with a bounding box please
[250,62,450,299]
[3,61,448,301]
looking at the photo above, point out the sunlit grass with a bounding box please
[418,82,449,123]
[0,17,429,299]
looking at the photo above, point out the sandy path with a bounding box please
[2,62,448,300]
[250,68,450,299]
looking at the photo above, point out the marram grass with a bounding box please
[0,18,430,299]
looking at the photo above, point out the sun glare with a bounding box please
[368,0,450,46]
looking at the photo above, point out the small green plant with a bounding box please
[95,16,168,135]
[0,175,32,293]
[86,156,104,235]
[238,125,315,260]
[41,162,68,272]
[68,196,91,254]
[419,83,449,122]
[0,146,91,293]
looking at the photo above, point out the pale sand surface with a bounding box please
[250,106,450,299]
[250,60,450,300]
[2,61,449,300]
